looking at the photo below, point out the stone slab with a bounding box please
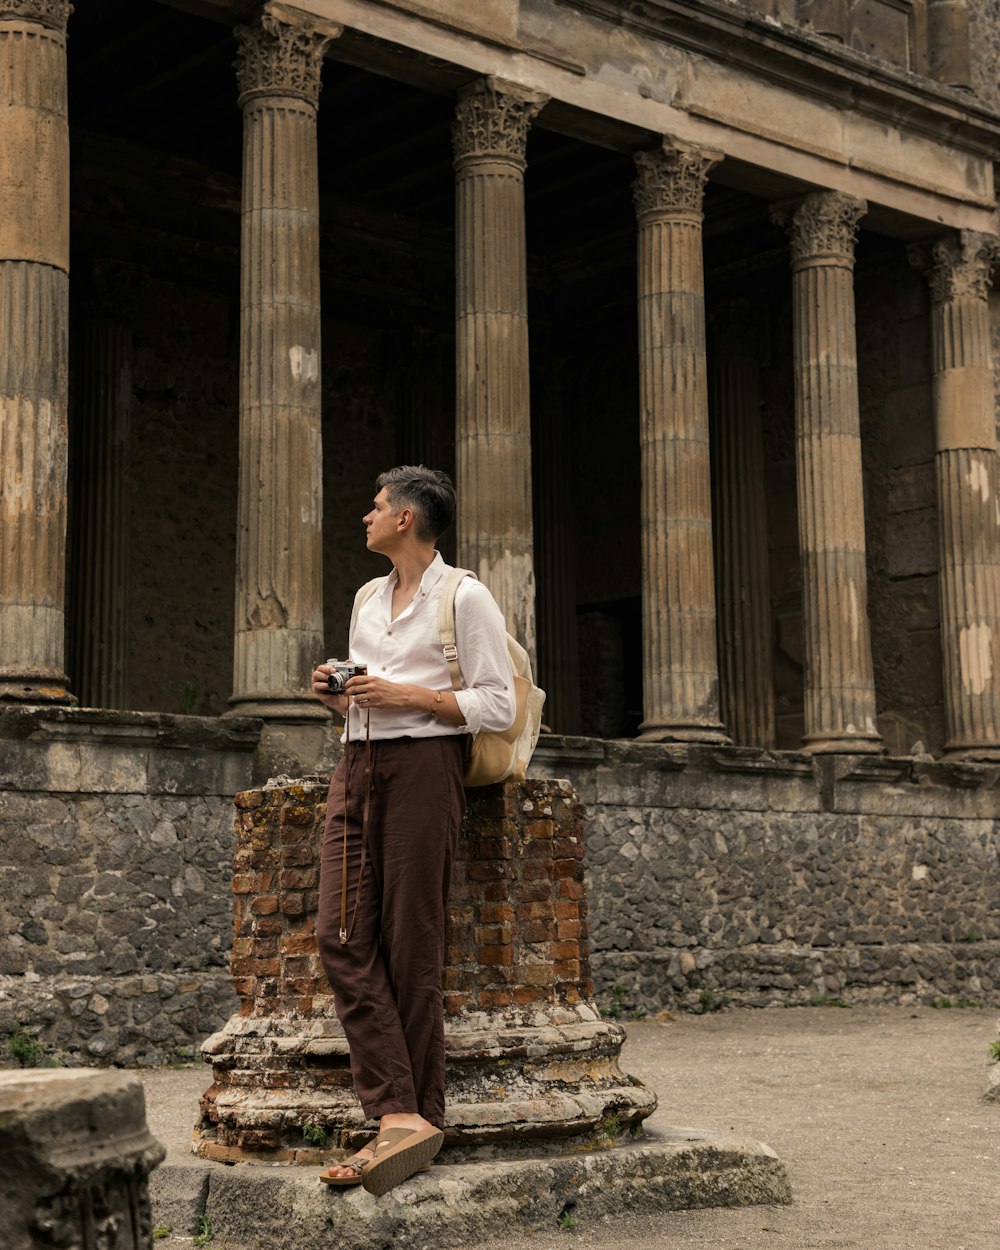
[150,1128,789,1250]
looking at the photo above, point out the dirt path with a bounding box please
[144,1004,999,1250]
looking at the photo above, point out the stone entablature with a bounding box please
[305,0,1000,231]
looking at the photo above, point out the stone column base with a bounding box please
[195,1005,656,1161]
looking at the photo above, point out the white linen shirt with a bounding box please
[343,553,516,742]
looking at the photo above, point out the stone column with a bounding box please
[229,5,340,719]
[772,192,882,754]
[68,263,142,711]
[796,0,847,41]
[633,140,728,744]
[927,0,971,88]
[912,231,1000,758]
[535,358,581,734]
[0,0,72,704]
[452,78,547,659]
[709,300,776,748]
[0,1069,165,1250]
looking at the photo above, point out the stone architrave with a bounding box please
[633,140,728,743]
[68,263,145,712]
[911,231,1000,759]
[452,77,547,660]
[772,192,882,754]
[709,300,776,748]
[0,0,72,704]
[229,4,340,719]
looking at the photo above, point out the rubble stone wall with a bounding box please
[4,712,1000,1069]
[0,709,259,1067]
[531,739,1000,1015]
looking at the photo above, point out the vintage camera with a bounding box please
[324,659,367,695]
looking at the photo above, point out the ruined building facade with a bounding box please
[2,0,1000,1063]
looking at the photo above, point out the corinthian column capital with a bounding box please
[772,191,866,267]
[913,230,1000,304]
[452,78,548,169]
[632,140,721,220]
[235,3,341,109]
[0,0,72,30]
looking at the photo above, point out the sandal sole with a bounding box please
[361,1127,444,1197]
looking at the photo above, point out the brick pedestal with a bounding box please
[194,777,655,1162]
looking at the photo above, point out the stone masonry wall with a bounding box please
[0,709,259,1067]
[5,712,1000,1070]
[531,739,1000,1014]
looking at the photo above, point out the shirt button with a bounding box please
[387,630,392,636]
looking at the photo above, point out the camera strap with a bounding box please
[339,708,371,945]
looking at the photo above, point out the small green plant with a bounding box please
[152,1228,171,1242]
[961,927,983,944]
[7,1028,45,1067]
[929,996,954,1009]
[599,1113,621,1141]
[630,1004,647,1021]
[601,983,629,1020]
[698,988,731,1014]
[987,1040,1000,1062]
[180,682,200,715]
[302,1121,329,1147]
[808,996,852,1009]
[557,1209,579,1232]
[930,996,985,1009]
[192,1214,213,1247]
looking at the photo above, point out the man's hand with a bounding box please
[343,673,406,709]
[311,663,349,715]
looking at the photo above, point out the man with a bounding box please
[311,465,516,1196]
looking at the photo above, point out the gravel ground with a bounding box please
[144,1004,999,1250]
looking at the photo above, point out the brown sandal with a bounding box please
[360,1125,444,1197]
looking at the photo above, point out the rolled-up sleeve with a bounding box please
[451,580,518,735]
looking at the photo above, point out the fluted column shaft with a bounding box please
[69,269,137,710]
[773,192,882,753]
[230,7,339,718]
[914,231,1000,757]
[452,78,547,660]
[0,1,72,703]
[709,300,776,748]
[633,141,727,743]
[535,359,581,734]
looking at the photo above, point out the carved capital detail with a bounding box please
[0,0,72,31]
[912,230,1000,304]
[452,78,548,167]
[632,141,720,219]
[235,6,341,108]
[771,191,866,266]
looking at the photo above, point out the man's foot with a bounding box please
[319,1141,376,1186]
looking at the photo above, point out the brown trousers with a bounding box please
[316,735,466,1130]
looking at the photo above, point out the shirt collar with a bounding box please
[379,551,446,617]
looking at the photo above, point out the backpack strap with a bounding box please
[437,567,476,690]
[349,577,383,647]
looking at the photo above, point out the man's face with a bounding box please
[363,487,402,554]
